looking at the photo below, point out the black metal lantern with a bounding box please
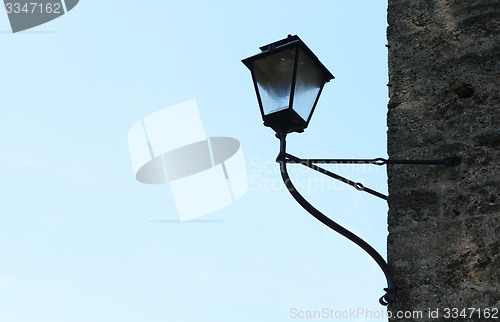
[242,35,334,134]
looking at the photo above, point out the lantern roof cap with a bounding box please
[243,35,334,82]
[258,34,300,52]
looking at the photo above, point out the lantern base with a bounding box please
[263,109,307,134]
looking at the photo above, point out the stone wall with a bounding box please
[386,0,500,319]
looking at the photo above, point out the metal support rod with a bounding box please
[283,153,388,200]
[276,133,395,306]
[284,156,462,167]
[280,154,461,200]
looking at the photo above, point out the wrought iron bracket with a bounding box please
[275,132,461,305]
[276,134,396,305]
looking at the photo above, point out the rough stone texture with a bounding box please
[387,0,500,319]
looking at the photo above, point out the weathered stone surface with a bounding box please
[387,0,500,319]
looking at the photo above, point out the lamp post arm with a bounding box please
[278,153,461,201]
[277,134,395,306]
[282,156,461,167]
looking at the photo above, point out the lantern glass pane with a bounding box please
[292,49,325,122]
[252,47,296,116]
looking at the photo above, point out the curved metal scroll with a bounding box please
[277,134,395,306]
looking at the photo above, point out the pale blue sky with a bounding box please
[0,1,390,321]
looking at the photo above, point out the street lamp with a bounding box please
[242,35,461,306]
[242,34,334,134]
